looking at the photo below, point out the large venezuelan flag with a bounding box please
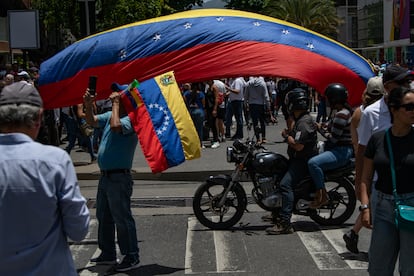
[39,9,375,109]
[121,71,201,173]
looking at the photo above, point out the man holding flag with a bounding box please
[84,84,140,272]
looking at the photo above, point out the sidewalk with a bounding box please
[67,117,291,181]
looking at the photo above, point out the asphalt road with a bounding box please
[66,114,393,275]
[71,180,376,276]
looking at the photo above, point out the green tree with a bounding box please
[30,0,202,58]
[224,0,267,12]
[263,0,341,37]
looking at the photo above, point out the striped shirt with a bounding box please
[327,108,352,145]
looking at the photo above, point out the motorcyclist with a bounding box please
[307,83,354,208]
[266,88,318,235]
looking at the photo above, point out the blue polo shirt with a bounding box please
[97,112,138,170]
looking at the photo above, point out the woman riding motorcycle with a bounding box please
[308,83,354,208]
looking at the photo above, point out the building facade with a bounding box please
[338,0,414,67]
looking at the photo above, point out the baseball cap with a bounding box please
[17,70,30,77]
[382,65,412,84]
[0,82,43,107]
[364,76,384,96]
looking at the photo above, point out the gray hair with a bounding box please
[0,104,41,131]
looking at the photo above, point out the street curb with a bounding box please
[76,170,234,181]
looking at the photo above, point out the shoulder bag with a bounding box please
[386,128,414,231]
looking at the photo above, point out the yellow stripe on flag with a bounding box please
[154,71,201,160]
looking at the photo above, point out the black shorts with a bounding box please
[217,107,225,119]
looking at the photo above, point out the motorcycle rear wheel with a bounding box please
[192,181,247,230]
[309,177,356,226]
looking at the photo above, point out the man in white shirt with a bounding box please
[226,77,246,139]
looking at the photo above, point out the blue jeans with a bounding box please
[249,104,266,140]
[368,191,414,276]
[279,159,310,222]
[307,145,353,190]
[62,112,78,153]
[96,173,139,259]
[231,100,244,138]
[190,108,205,143]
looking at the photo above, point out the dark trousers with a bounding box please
[206,109,219,142]
[249,104,266,140]
[279,159,310,222]
[96,173,139,259]
[231,100,244,138]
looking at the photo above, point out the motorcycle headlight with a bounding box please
[233,140,247,152]
[226,147,234,163]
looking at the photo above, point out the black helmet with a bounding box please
[284,88,309,112]
[325,83,348,106]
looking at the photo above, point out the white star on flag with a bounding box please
[253,21,261,27]
[153,33,161,41]
[307,43,315,49]
[148,104,170,135]
[282,29,290,35]
[184,23,192,29]
[119,49,127,59]
[216,17,224,22]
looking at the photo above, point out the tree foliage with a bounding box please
[224,0,341,38]
[224,0,266,12]
[30,0,202,58]
[263,0,341,37]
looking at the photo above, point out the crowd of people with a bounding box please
[181,77,315,149]
[1,61,414,275]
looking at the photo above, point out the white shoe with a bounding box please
[211,142,220,149]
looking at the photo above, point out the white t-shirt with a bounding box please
[229,77,245,102]
[357,97,391,146]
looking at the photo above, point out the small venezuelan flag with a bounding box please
[121,71,201,173]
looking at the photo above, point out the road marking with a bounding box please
[70,219,97,262]
[184,217,197,274]
[297,230,349,270]
[322,229,367,270]
[77,219,121,276]
[213,230,246,273]
[186,217,247,274]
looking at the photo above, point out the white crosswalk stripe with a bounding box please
[185,214,368,273]
[71,215,368,274]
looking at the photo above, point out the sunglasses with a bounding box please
[399,103,414,111]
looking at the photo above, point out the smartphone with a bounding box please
[88,76,97,95]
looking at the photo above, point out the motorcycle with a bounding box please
[192,127,356,230]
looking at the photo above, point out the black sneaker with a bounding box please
[343,229,359,254]
[265,221,294,235]
[115,255,140,272]
[90,254,118,265]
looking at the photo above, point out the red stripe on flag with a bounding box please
[126,93,169,173]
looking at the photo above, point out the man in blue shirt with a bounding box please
[84,84,140,272]
[0,82,90,275]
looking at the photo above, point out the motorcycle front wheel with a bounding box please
[309,177,356,226]
[192,181,247,230]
